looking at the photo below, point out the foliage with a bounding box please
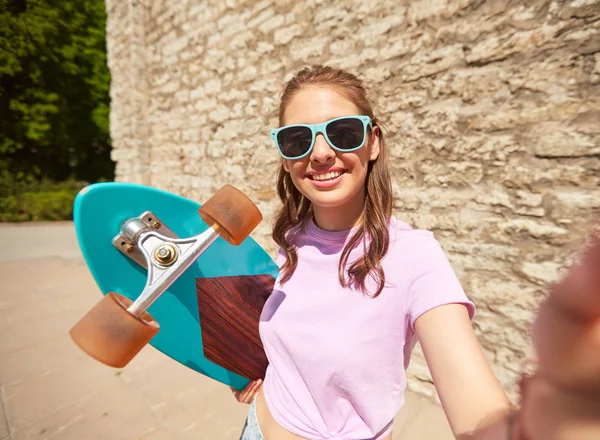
[0,170,88,221]
[0,0,114,185]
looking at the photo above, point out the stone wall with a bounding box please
[104,0,600,403]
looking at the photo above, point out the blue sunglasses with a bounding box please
[270,115,373,160]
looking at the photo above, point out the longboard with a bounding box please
[70,182,279,391]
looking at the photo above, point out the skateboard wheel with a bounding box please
[199,184,262,246]
[69,292,159,368]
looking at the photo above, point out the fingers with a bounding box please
[519,226,600,438]
[549,232,600,319]
[517,375,600,440]
[530,229,600,392]
[532,298,600,391]
[238,379,262,404]
[231,379,263,404]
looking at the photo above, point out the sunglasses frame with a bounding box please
[270,115,373,160]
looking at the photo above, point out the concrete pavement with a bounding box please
[0,222,454,440]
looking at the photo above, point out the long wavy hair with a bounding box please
[272,65,393,297]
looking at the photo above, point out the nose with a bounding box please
[310,132,335,163]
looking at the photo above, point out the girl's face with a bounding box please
[281,86,380,227]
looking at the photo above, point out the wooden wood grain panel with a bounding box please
[196,275,274,381]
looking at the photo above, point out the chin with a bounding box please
[304,188,357,209]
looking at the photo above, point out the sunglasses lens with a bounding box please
[326,118,365,150]
[277,126,313,158]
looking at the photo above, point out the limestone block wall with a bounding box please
[104,0,600,403]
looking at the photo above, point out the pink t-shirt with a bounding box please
[259,216,475,439]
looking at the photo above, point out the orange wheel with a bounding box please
[198,184,263,246]
[69,292,159,368]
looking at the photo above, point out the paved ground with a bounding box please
[0,222,454,440]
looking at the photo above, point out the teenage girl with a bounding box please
[231,65,600,440]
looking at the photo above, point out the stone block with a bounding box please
[520,260,564,285]
[259,15,285,35]
[289,37,329,61]
[273,24,304,45]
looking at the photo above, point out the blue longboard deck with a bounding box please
[73,182,279,390]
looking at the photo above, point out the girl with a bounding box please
[232,65,600,440]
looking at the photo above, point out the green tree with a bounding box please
[0,0,114,184]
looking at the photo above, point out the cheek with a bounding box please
[289,160,307,177]
[283,162,305,189]
[344,151,369,172]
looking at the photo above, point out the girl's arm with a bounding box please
[414,303,513,439]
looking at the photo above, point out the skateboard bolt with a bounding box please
[151,220,161,229]
[154,244,177,266]
[124,243,135,253]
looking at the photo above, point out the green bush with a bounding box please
[0,172,89,221]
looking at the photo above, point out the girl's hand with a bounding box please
[230,379,263,404]
[516,230,600,440]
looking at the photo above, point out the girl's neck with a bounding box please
[312,197,365,232]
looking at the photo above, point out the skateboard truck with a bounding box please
[69,184,263,368]
[111,212,222,317]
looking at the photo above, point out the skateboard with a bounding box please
[69,182,279,391]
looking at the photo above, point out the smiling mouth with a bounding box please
[308,170,345,181]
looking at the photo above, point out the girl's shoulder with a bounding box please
[386,216,446,260]
[387,215,435,240]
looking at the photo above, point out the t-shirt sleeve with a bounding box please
[406,231,475,330]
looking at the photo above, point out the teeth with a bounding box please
[312,171,342,181]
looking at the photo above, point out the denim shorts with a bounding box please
[239,397,265,440]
